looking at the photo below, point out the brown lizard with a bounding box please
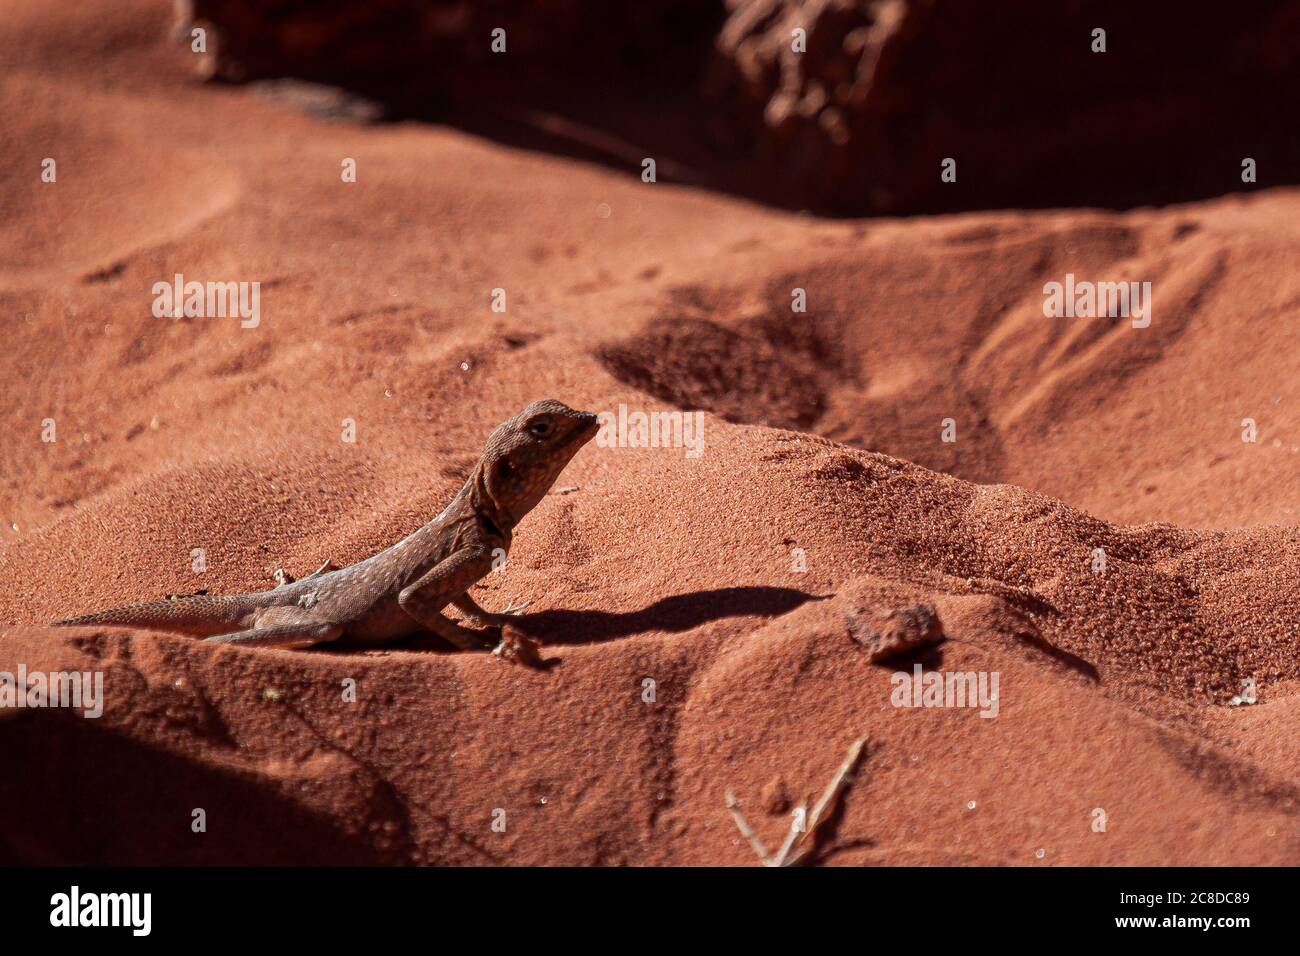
[53,399,598,651]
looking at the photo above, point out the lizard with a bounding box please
[53,399,599,652]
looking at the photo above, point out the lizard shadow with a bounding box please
[330,586,828,659]
[501,586,830,647]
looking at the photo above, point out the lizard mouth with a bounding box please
[575,411,599,440]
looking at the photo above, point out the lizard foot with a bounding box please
[274,560,338,588]
[204,620,342,649]
[453,595,532,626]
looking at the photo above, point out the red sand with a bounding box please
[1,0,1298,865]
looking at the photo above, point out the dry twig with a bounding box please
[726,736,869,867]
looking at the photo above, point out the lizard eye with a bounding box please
[528,420,552,437]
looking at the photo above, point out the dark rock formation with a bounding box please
[174,0,721,102]
[708,0,1300,212]
[172,0,1300,213]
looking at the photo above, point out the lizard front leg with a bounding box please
[398,547,499,651]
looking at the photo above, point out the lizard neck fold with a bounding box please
[463,457,515,537]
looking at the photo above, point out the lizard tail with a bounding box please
[53,594,260,637]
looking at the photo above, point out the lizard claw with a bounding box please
[273,560,336,588]
[307,559,338,578]
[500,599,532,616]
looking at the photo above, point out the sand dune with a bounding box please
[1,0,1297,865]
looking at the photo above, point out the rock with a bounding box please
[173,0,720,105]
[708,0,1300,212]
[760,777,791,814]
[847,601,943,662]
[169,0,1300,211]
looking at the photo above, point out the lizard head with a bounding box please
[479,399,599,526]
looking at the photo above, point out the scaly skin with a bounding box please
[54,399,599,650]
